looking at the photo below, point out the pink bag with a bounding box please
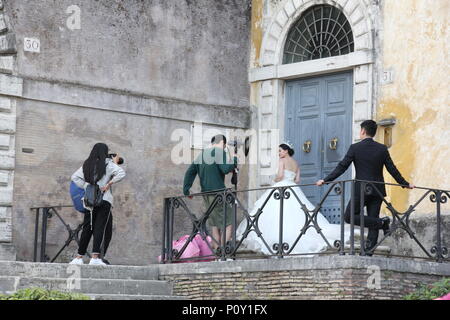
[171,235,200,263]
[158,234,215,263]
[193,234,215,262]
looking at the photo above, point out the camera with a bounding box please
[231,136,251,157]
[109,153,124,165]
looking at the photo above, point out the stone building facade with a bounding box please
[248,0,449,213]
[0,0,252,264]
[0,0,448,265]
[246,0,449,257]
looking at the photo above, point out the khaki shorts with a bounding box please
[203,194,234,228]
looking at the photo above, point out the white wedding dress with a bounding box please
[236,170,350,255]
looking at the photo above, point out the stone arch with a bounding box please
[261,0,373,67]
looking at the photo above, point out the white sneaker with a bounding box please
[69,257,84,265]
[89,258,106,266]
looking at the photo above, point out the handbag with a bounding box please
[83,183,103,208]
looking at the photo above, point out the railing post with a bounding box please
[221,190,227,261]
[340,182,346,256]
[168,199,174,263]
[232,190,237,260]
[40,208,49,262]
[350,181,355,255]
[278,187,284,259]
[161,198,168,264]
[33,208,40,262]
[360,182,366,256]
[435,190,443,263]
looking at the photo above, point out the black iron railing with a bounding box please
[161,180,449,264]
[31,205,89,262]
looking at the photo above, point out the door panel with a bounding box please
[285,71,353,224]
[288,79,322,206]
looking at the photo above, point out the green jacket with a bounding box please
[183,147,237,196]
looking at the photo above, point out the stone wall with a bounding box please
[159,255,450,300]
[383,214,450,260]
[2,0,252,265]
[0,0,21,260]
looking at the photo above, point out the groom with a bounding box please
[316,120,414,254]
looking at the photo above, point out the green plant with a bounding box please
[404,278,450,300]
[0,287,91,300]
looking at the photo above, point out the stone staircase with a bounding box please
[322,228,392,256]
[0,261,186,300]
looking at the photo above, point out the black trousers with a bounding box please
[344,194,383,246]
[78,201,112,256]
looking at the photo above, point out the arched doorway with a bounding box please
[284,5,354,224]
[252,0,375,224]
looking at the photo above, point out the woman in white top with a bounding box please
[69,143,125,266]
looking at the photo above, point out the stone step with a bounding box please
[0,276,172,296]
[323,244,392,255]
[0,244,16,261]
[0,261,159,280]
[88,294,187,300]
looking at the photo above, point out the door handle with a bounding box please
[329,137,338,150]
[303,140,312,153]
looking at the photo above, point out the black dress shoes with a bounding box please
[364,240,375,256]
[381,217,391,235]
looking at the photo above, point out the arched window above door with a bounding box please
[283,5,354,64]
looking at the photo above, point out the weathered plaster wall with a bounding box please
[250,0,264,68]
[7,0,251,107]
[377,0,450,213]
[2,0,252,265]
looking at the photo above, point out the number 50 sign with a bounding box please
[24,37,40,53]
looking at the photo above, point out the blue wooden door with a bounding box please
[285,71,353,224]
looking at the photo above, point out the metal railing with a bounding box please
[161,180,449,263]
[31,205,90,263]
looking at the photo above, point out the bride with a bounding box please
[236,143,349,255]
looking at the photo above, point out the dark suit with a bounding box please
[323,138,409,246]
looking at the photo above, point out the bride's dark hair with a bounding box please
[279,144,294,156]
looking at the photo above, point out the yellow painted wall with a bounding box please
[251,0,263,68]
[377,0,450,213]
[249,0,449,213]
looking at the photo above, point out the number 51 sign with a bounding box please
[24,37,40,53]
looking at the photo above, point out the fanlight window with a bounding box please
[283,5,354,64]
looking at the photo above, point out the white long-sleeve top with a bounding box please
[71,158,126,207]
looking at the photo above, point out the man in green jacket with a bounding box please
[183,134,238,250]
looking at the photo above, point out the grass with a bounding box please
[404,278,450,300]
[0,287,91,300]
